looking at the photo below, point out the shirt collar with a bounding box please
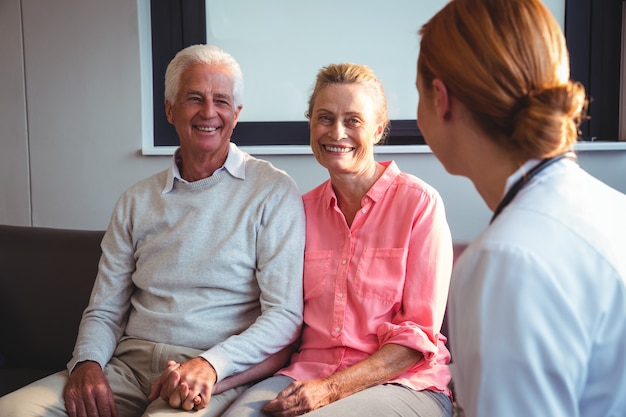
[503,158,541,195]
[323,160,400,208]
[162,143,246,194]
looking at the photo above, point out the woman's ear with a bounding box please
[373,123,385,144]
[432,78,451,121]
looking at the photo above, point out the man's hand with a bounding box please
[262,379,336,417]
[63,360,119,417]
[149,357,217,411]
[148,361,182,403]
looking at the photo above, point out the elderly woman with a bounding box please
[221,63,454,417]
[416,1,626,416]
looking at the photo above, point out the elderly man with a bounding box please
[0,44,305,417]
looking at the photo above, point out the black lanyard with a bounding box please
[490,152,577,224]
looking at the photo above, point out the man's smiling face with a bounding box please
[165,63,242,157]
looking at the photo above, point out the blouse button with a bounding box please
[341,259,347,265]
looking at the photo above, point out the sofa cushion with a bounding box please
[0,368,58,396]
[0,225,104,385]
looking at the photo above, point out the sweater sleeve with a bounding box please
[67,189,137,372]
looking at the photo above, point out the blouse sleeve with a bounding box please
[376,190,453,363]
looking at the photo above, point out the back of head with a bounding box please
[418,0,587,159]
[307,63,391,142]
[164,44,244,107]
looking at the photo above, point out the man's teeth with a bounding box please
[325,145,353,153]
[197,126,217,132]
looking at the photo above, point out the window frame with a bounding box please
[565,0,623,141]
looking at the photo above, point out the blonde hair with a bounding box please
[306,63,390,143]
[418,0,587,159]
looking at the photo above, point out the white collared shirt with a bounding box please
[162,142,246,194]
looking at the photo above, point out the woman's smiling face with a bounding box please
[309,83,383,176]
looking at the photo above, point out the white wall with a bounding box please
[1,0,625,242]
[0,0,30,226]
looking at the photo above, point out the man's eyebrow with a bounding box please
[214,92,233,101]
[182,90,233,101]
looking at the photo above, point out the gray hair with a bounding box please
[164,44,244,107]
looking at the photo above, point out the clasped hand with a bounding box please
[148,357,217,411]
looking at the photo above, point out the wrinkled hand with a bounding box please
[263,379,336,417]
[148,357,217,411]
[64,360,119,417]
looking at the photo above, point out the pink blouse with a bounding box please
[280,161,453,393]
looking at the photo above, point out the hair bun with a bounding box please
[511,82,587,156]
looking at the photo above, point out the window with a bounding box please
[619,1,626,141]
[150,0,207,148]
[149,0,427,151]
[149,0,624,151]
[565,0,623,141]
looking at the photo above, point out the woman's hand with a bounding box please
[262,379,337,417]
[264,344,423,416]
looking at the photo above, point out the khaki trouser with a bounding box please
[0,339,246,417]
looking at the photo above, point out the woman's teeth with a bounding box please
[325,145,353,153]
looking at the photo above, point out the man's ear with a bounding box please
[432,78,451,121]
[165,100,174,124]
[231,105,243,129]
